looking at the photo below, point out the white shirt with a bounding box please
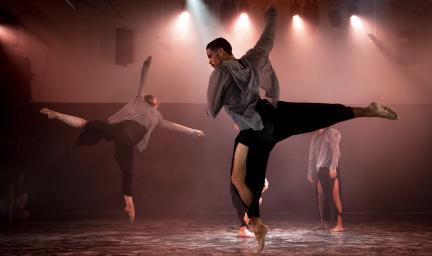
[308,128,342,176]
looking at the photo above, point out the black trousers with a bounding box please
[316,167,342,221]
[75,120,147,196]
[231,99,354,218]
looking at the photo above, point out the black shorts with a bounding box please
[75,120,147,147]
[75,120,147,196]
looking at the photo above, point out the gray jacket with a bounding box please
[207,7,280,131]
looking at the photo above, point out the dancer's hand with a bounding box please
[143,55,152,67]
[329,168,337,179]
[307,174,315,183]
[264,0,277,13]
[192,129,205,137]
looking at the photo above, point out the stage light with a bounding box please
[173,8,191,40]
[350,15,363,29]
[235,12,249,29]
[0,25,6,39]
[179,11,190,25]
[292,14,303,30]
[0,8,20,46]
[237,0,249,28]
[178,0,190,26]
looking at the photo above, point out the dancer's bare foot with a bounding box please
[331,225,344,232]
[251,218,269,251]
[40,108,57,119]
[124,204,135,223]
[124,195,135,223]
[238,226,255,237]
[366,102,398,120]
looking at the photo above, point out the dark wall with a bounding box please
[25,103,432,214]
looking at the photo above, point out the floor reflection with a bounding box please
[1,214,431,255]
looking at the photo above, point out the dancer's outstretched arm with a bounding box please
[159,120,205,137]
[243,3,279,106]
[137,56,152,97]
[244,5,277,63]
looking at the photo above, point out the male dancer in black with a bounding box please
[205,3,398,251]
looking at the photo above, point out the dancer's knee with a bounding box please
[231,175,243,188]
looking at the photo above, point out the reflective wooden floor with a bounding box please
[1,214,431,255]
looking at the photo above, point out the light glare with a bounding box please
[293,15,303,30]
[350,15,363,29]
[173,11,191,40]
[236,13,249,28]
[179,11,190,25]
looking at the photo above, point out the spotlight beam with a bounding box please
[367,33,407,67]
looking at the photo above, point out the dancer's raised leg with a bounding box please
[40,108,88,128]
[353,102,398,120]
[274,101,398,143]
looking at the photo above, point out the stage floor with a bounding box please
[1,214,431,255]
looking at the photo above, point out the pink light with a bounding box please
[179,11,190,25]
[230,12,255,54]
[293,15,303,30]
[0,26,6,37]
[350,15,363,29]
[0,25,12,43]
[173,11,191,39]
[235,13,250,28]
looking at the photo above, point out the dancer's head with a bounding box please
[206,37,233,69]
[144,94,159,108]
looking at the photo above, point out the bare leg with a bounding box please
[331,178,344,232]
[250,217,269,251]
[243,212,250,225]
[231,143,253,207]
[352,102,398,120]
[124,195,135,223]
[40,108,88,128]
[313,180,327,230]
[232,144,266,245]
